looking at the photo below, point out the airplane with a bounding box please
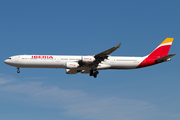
[4,38,175,78]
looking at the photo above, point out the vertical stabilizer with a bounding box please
[148,38,174,58]
[137,38,174,68]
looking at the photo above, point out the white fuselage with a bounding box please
[4,55,145,70]
[3,38,174,77]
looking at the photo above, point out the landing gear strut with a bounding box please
[90,69,99,78]
[17,67,20,73]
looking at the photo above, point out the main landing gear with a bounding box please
[17,67,20,73]
[89,69,99,78]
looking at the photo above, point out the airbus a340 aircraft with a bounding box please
[4,38,175,78]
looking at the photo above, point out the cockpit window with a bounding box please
[8,58,11,59]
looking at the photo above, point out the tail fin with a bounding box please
[137,38,174,68]
[147,38,174,59]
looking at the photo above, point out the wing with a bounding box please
[67,43,121,74]
[94,43,121,59]
[90,42,121,68]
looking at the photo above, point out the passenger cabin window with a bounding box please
[61,58,68,60]
[116,59,137,61]
[69,58,80,60]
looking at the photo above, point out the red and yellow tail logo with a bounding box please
[137,38,174,68]
[150,38,174,58]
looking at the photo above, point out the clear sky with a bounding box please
[0,0,180,120]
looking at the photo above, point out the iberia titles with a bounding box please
[31,56,53,59]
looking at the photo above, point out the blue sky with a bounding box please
[0,0,180,120]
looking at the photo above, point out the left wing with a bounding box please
[90,42,121,68]
[94,43,121,59]
[77,42,121,70]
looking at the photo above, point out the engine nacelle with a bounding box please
[66,69,78,74]
[66,62,79,69]
[82,56,95,63]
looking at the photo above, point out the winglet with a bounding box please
[115,43,121,48]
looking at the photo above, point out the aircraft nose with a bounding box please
[4,59,10,64]
[4,59,8,64]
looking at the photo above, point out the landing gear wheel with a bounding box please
[93,71,99,78]
[89,69,99,78]
[93,74,97,78]
[94,71,99,75]
[90,70,93,76]
[17,67,20,73]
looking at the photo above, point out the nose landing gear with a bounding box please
[17,67,20,73]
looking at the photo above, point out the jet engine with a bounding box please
[66,62,79,68]
[82,56,95,63]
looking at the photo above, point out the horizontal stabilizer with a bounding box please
[155,54,176,63]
